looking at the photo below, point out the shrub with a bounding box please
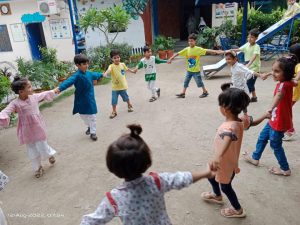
[0,75,10,103]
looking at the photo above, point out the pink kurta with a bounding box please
[0,91,55,145]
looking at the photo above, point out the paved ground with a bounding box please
[0,56,300,225]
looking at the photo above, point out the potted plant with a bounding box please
[153,36,168,60]
[165,37,176,59]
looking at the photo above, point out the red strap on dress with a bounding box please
[106,192,118,215]
[149,172,161,191]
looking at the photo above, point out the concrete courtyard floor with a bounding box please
[0,56,300,225]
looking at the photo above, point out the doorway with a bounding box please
[25,23,46,60]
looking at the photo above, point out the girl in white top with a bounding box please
[80,124,213,225]
[225,51,260,94]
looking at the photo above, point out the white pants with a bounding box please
[147,81,158,97]
[80,114,96,134]
[26,141,56,171]
[0,207,7,225]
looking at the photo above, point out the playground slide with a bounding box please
[202,13,300,78]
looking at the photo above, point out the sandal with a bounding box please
[269,166,291,176]
[149,97,157,102]
[221,207,246,218]
[49,156,56,165]
[242,151,259,166]
[109,112,117,119]
[128,106,134,112]
[201,192,224,204]
[35,166,44,178]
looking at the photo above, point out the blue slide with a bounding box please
[202,13,300,79]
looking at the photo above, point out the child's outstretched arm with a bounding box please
[0,101,16,127]
[92,71,103,81]
[268,91,284,114]
[58,74,78,92]
[250,112,271,127]
[155,57,167,64]
[80,197,114,225]
[245,54,259,68]
[103,67,111,78]
[167,53,179,64]
[35,90,56,102]
[260,71,272,80]
[192,164,214,182]
[206,49,224,55]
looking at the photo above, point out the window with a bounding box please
[0,25,13,52]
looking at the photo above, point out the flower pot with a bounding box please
[167,50,174,59]
[158,50,167,60]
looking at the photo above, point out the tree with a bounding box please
[79,5,131,46]
[122,0,148,20]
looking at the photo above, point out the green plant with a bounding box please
[0,75,10,103]
[122,0,149,20]
[87,43,133,71]
[16,47,73,90]
[197,27,219,49]
[152,36,176,51]
[79,5,131,46]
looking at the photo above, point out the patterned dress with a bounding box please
[80,172,193,225]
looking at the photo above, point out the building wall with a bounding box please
[0,0,74,64]
[76,0,145,49]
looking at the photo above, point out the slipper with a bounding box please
[269,166,291,176]
[149,97,157,102]
[49,156,56,165]
[242,152,259,166]
[221,207,246,218]
[35,166,44,178]
[201,192,224,205]
[109,112,117,119]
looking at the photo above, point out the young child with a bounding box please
[283,0,300,19]
[80,124,213,224]
[56,54,102,141]
[201,88,267,218]
[134,46,167,102]
[243,55,298,176]
[225,50,260,95]
[261,43,300,140]
[168,33,223,98]
[231,28,261,102]
[0,77,56,178]
[103,50,136,119]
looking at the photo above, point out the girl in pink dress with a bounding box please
[0,77,57,178]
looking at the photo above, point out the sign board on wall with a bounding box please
[49,19,71,39]
[212,3,238,27]
[10,23,26,42]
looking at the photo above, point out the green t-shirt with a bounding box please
[178,46,207,72]
[239,43,261,72]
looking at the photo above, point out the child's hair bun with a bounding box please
[13,76,21,82]
[127,124,142,137]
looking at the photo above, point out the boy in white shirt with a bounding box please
[134,46,167,102]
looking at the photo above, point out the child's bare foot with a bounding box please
[221,207,246,218]
[201,192,224,204]
[49,156,56,165]
[269,166,291,176]
[35,166,44,178]
[243,151,259,166]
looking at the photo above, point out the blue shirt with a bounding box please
[59,70,103,115]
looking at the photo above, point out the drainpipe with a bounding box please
[67,0,78,54]
[241,0,248,45]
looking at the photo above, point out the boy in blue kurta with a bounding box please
[56,54,103,141]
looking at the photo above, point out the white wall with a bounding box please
[0,0,74,64]
[76,0,145,49]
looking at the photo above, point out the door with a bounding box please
[25,23,46,60]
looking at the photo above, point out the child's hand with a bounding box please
[210,158,220,171]
[207,163,216,178]
[53,87,60,94]
[167,59,172,64]
[133,68,138,73]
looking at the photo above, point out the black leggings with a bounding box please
[208,173,241,210]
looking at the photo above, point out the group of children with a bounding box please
[0,27,300,223]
